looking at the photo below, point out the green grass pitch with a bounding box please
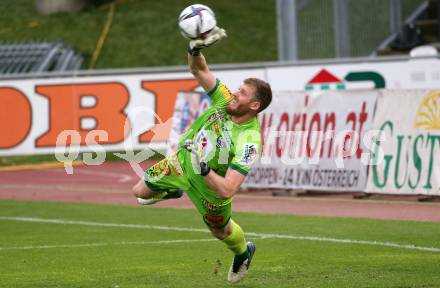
[0,200,439,287]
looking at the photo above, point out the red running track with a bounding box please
[0,162,439,223]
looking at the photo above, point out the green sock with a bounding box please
[222,220,247,255]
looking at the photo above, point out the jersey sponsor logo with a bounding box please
[216,135,226,148]
[201,198,225,211]
[207,112,217,123]
[219,84,233,102]
[194,129,216,165]
[204,214,225,227]
[201,136,208,148]
[213,121,220,133]
[216,110,225,122]
[221,122,233,146]
[239,143,258,165]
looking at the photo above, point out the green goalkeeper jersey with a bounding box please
[177,79,262,203]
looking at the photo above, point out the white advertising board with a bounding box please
[267,57,440,91]
[366,90,440,195]
[2,56,440,157]
[245,89,378,191]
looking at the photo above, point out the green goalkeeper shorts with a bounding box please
[144,152,231,228]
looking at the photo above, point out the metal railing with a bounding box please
[371,0,430,56]
[0,41,83,75]
[278,0,427,60]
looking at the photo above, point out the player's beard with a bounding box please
[226,102,250,116]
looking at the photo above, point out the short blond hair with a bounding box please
[244,78,272,112]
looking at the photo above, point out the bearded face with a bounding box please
[226,83,259,117]
[226,97,252,116]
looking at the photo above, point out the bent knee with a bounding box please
[209,227,229,240]
[131,184,141,197]
[209,220,233,240]
[132,180,151,198]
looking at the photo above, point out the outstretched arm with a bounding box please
[188,52,216,92]
[186,26,226,92]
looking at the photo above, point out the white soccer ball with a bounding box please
[178,4,217,40]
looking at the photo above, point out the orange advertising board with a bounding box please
[0,76,200,155]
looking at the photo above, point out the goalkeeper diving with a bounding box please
[132,26,272,283]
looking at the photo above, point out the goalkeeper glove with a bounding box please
[188,26,227,56]
[182,140,211,176]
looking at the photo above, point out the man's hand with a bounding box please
[188,26,227,56]
[182,140,211,176]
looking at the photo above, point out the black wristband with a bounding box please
[188,46,201,56]
[200,162,211,176]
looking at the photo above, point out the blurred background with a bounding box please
[0,0,439,195]
[1,3,440,286]
[0,0,437,72]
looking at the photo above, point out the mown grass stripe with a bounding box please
[1,216,439,253]
[0,239,217,251]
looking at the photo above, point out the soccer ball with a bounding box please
[178,4,216,40]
